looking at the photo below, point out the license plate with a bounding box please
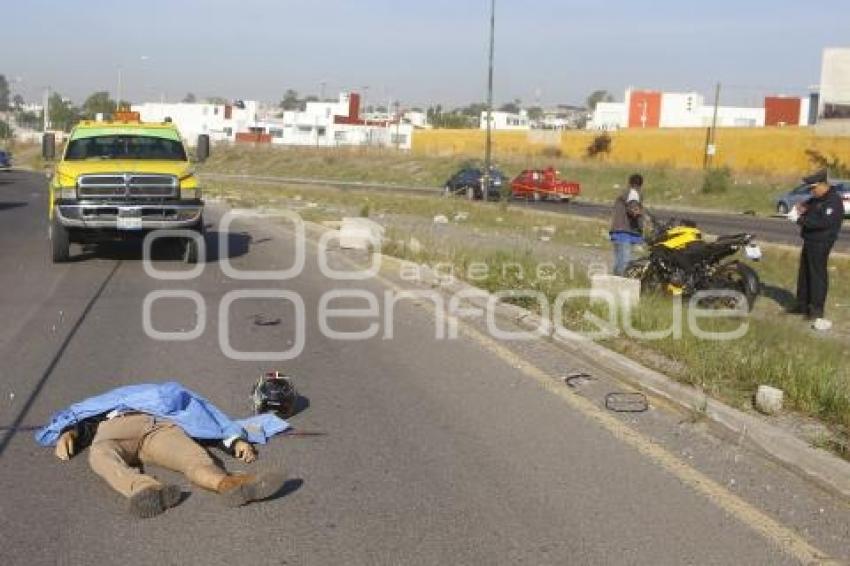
[117,208,143,230]
[117,217,143,230]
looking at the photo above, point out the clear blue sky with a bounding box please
[5,0,848,108]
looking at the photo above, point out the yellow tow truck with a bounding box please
[43,112,209,263]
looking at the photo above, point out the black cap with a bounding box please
[802,168,828,185]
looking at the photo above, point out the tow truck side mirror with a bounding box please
[195,134,210,162]
[42,133,56,161]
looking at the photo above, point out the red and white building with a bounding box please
[257,92,413,149]
[133,93,413,149]
[588,88,810,130]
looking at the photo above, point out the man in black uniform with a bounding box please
[788,168,844,331]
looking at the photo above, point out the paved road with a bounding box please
[2,170,850,565]
[517,200,850,252]
[202,172,850,253]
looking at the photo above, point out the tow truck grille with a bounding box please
[77,174,178,199]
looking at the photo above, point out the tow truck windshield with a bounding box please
[65,135,187,161]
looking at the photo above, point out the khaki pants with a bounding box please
[88,414,226,498]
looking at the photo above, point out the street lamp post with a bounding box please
[483,0,495,194]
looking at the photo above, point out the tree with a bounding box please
[182,92,197,103]
[81,91,116,119]
[498,99,521,114]
[0,120,11,139]
[0,75,9,111]
[47,92,79,132]
[14,109,41,131]
[459,102,487,118]
[205,96,228,105]
[12,94,24,109]
[586,90,614,111]
[279,89,301,111]
[526,106,544,121]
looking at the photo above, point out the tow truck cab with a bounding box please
[44,113,209,263]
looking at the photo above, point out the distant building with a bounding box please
[480,110,530,130]
[132,100,258,143]
[816,47,850,136]
[256,92,414,150]
[133,93,413,149]
[536,105,587,130]
[588,88,811,130]
[588,102,627,131]
[403,110,430,129]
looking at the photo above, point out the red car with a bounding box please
[510,167,580,202]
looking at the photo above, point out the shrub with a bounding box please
[805,149,850,178]
[701,167,732,194]
[586,134,612,158]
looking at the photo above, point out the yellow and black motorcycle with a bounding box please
[623,217,761,311]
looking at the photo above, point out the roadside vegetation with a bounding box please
[204,145,799,216]
[211,179,850,443]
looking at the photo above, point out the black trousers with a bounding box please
[796,240,834,318]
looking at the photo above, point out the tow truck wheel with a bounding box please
[50,215,70,263]
[183,218,205,264]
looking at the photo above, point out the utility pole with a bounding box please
[43,87,50,131]
[704,82,721,169]
[116,66,123,109]
[483,0,495,194]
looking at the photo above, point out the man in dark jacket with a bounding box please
[609,173,645,275]
[788,168,844,331]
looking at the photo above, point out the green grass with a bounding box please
[203,145,797,216]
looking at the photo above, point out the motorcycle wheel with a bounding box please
[703,261,760,312]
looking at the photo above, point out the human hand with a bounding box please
[233,440,256,463]
[55,430,78,461]
[787,206,800,223]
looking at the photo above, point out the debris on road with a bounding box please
[433,214,449,224]
[252,314,282,327]
[453,212,469,222]
[605,392,649,413]
[755,385,784,415]
[563,372,594,388]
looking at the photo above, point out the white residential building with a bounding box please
[257,93,414,150]
[588,88,773,130]
[480,110,530,130]
[588,102,627,131]
[132,100,258,143]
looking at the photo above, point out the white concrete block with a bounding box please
[340,217,384,250]
[755,385,784,415]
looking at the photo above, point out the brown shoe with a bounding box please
[128,484,181,518]
[216,472,286,507]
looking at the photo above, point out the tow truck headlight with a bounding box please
[180,186,202,200]
[58,187,76,199]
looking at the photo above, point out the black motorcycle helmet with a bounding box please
[251,372,298,418]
